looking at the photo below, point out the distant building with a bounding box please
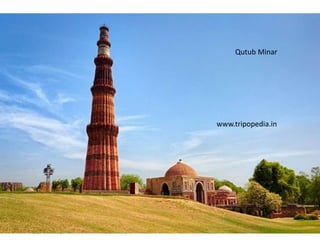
[271,204,307,218]
[213,185,238,206]
[146,160,216,205]
[37,182,49,192]
[146,160,238,207]
[0,182,23,191]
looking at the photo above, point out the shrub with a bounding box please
[294,214,319,220]
[294,214,306,220]
[306,214,319,220]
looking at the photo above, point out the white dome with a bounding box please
[218,185,233,192]
[24,187,35,192]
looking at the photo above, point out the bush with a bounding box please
[306,214,319,220]
[294,214,306,220]
[294,214,319,220]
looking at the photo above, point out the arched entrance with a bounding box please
[161,183,170,195]
[196,182,205,203]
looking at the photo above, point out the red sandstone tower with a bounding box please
[83,26,120,192]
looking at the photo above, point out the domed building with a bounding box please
[214,185,238,206]
[146,159,216,205]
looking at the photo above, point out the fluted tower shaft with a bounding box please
[83,26,120,191]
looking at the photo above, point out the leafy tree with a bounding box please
[120,174,144,190]
[238,181,282,217]
[214,179,244,193]
[60,179,69,191]
[296,172,312,204]
[310,167,320,208]
[51,180,60,192]
[295,167,320,207]
[252,159,300,203]
[71,177,83,192]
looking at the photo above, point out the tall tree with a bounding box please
[310,167,320,208]
[296,172,312,204]
[71,177,83,192]
[238,181,282,217]
[60,179,69,191]
[51,180,60,192]
[120,174,144,191]
[252,159,300,203]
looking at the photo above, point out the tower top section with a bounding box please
[100,25,109,31]
[97,25,111,57]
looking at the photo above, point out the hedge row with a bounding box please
[294,214,319,220]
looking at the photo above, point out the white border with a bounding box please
[0,0,320,13]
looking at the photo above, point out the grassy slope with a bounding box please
[0,193,319,233]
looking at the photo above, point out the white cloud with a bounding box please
[0,105,86,160]
[268,150,319,159]
[117,114,157,133]
[25,64,84,80]
[189,129,220,137]
[171,129,220,154]
[117,114,149,122]
[18,79,51,106]
[1,68,77,114]
[119,125,157,133]
[54,93,75,105]
[0,67,85,161]
[120,125,146,132]
[181,137,202,151]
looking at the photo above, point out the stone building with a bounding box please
[146,160,216,205]
[36,182,50,192]
[271,204,307,218]
[213,185,238,206]
[0,182,22,191]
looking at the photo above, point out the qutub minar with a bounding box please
[83,26,120,192]
[81,26,238,208]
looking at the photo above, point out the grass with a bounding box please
[0,192,320,233]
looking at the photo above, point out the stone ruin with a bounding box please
[0,182,23,191]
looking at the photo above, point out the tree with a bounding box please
[71,177,83,192]
[296,172,312,204]
[238,181,282,217]
[252,159,300,203]
[214,179,244,193]
[310,167,320,208]
[120,174,144,191]
[60,179,69,191]
[51,180,60,192]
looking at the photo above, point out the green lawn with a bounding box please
[0,192,319,233]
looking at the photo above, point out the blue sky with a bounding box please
[0,14,319,187]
